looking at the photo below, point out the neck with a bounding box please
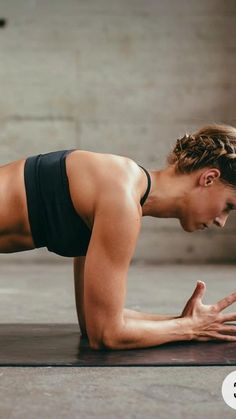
[141,165,192,219]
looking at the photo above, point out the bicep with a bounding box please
[83,199,141,345]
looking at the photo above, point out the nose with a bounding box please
[214,214,229,228]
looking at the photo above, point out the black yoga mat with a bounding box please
[0,323,235,367]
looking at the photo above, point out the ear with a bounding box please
[198,168,221,187]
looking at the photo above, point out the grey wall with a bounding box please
[0,0,236,264]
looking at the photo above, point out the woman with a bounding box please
[1,123,236,350]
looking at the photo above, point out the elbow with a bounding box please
[89,337,118,351]
[88,334,104,350]
[88,327,122,351]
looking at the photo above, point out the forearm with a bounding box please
[103,317,193,350]
[79,308,178,338]
[123,308,179,321]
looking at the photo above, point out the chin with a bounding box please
[184,226,195,233]
[180,219,195,233]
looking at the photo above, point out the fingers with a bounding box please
[197,332,236,342]
[221,313,236,323]
[197,280,206,298]
[191,280,206,300]
[210,332,236,342]
[221,324,236,335]
[214,291,236,312]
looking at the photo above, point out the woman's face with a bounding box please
[180,168,236,232]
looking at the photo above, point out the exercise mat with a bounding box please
[0,323,235,367]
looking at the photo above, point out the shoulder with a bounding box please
[88,166,142,261]
[86,192,141,275]
[67,149,141,192]
[90,153,143,207]
[66,150,145,207]
[66,150,144,224]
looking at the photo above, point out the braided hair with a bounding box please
[167,124,236,189]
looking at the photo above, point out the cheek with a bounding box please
[191,197,219,218]
[192,197,209,215]
[204,202,222,218]
[209,197,223,214]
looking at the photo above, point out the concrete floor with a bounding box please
[0,262,236,418]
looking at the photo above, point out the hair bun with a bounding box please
[166,123,236,187]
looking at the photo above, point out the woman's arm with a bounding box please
[73,256,178,338]
[123,308,179,321]
[82,193,236,350]
[83,197,192,349]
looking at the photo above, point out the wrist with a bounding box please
[175,316,194,341]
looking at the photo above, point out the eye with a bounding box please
[225,203,234,212]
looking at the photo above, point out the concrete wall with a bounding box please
[0,0,236,264]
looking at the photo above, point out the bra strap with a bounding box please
[138,165,151,206]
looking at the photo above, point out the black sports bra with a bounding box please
[138,165,151,206]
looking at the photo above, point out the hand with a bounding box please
[180,280,236,342]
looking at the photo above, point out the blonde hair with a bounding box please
[167,123,236,189]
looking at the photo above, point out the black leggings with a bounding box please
[24,149,92,257]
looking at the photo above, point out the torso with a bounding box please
[0,150,147,254]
